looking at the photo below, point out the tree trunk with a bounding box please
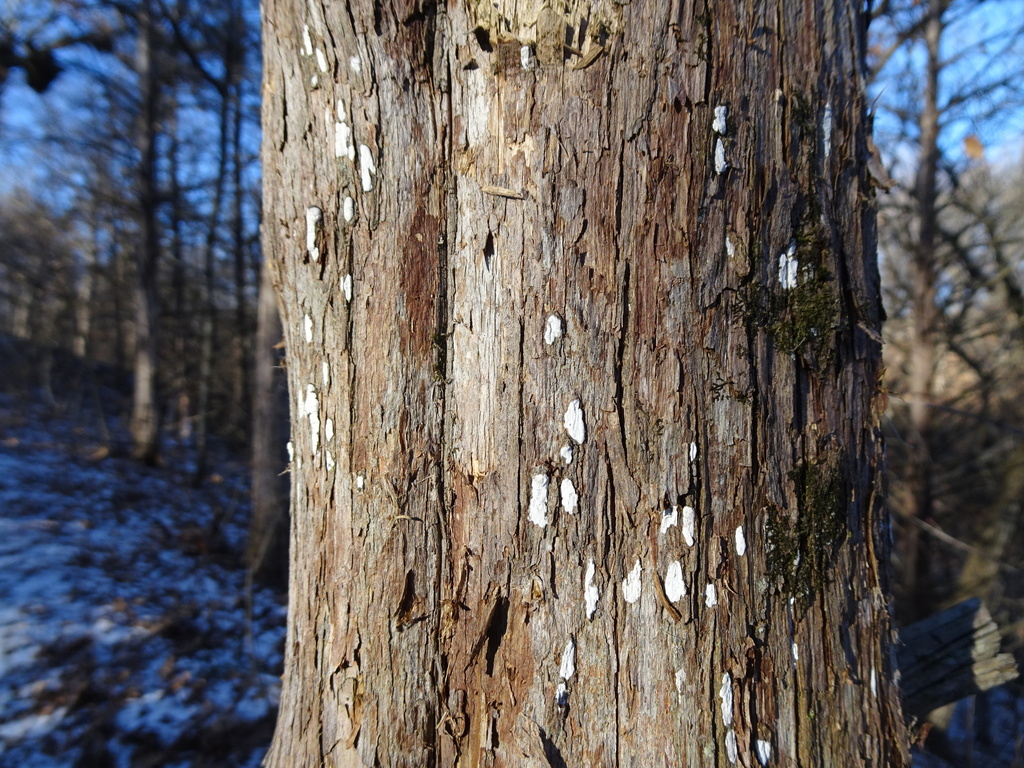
[248,258,290,587]
[898,0,943,623]
[231,8,253,439]
[169,99,193,441]
[194,57,233,485]
[261,1,908,765]
[129,0,162,465]
[73,213,97,358]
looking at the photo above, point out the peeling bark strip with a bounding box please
[261,1,908,766]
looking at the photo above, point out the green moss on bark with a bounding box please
[771,218,841,362]
[737,209,843,367]
[765,454,847,610]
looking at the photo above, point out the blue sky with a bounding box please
[869,0,1024,174]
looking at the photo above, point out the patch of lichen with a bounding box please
[765,455,847,611]
[736,211,843,368]
[764,502,800,596]
[786,209,843,358]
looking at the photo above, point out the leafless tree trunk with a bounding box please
[73,214,97,358]
[129,0,162,465]
[228,0,257,440]
[168,99,193,441]
[898,0,943,621]
[248,258,289,586]
[261,1,909,765]
[111,220,131,372]
[193,55,234,485]
[10,282,31,339]
[231,62,253,438]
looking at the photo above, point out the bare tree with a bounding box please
[128,0,162,464]
[871,0,1024,619]
[1,0,264,468]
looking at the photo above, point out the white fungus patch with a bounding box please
[544,314,563,345]
[664,561,686,602]
[622,559,642,604]
[322,361,330,387]
[726,235,735,259]
[358,144,376,191]
[719,673,734,727]
[528,474,550,528]
[870,667,877,697]
[725,730,738,764]
[343,196,355,223]
[735,526,747,557]
[792,642,799,661]
[715,137,728,173]
[560,478,578,514]
[584,559,599,619]
[341,274,353,302]
[560,445,573,465]
[682,505,696,547]
[325,418,334,443]
[713,105,728,135]
[315,48,328,72]
[823,101,833,159]
[304,314,314,343]
[349,55,361,73]
[660,505,679,535]
[306,206,323,262]
[286,441,294,463]
[326,450,335,471]
[705,583,717,607]
[302,384,320,457]
[559,639,576,680]
[756,739,772,766]
[310,74,318,88]
[302,25,313,56]
[356,474,365,491]
[335,120,355,160]
[564,399,586,444]
[520,45,534,70]
[690,442,698,461]
[778,240,799,290]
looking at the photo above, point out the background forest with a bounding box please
[1,0,1023,765]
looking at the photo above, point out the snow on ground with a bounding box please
[0,393,286,767]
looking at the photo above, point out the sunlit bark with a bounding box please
[261,1,908,764]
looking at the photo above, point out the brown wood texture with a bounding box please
[261,1,908,765]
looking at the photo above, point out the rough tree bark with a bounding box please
[261,1,908,765]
